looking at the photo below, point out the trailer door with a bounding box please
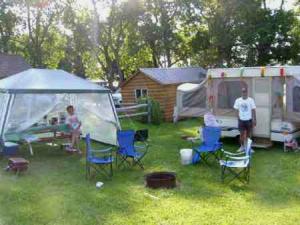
[252,78,272,138]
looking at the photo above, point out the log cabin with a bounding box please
[120,67,206,121]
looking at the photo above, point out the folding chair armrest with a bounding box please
[143,141,150,148]
[221,149,245,156]
[90,147,113,154]
[189,137,200,143]
[135,145,145,149]
[135,143,148,151]
[226,155,250,160]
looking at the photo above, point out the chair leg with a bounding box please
[118,156,130,169]
[221,166,225,183]
[247,167,250,184]
[92,164,113,179]
[222,167,248,184]
[214,151,221,161]
[202,154,211,166]
[133,159,144,170]
[110,162,113,177]
[86,164,91,179]
[115,153,118,167]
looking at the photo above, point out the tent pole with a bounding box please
[1,94,14,140]
[108,93,121,130]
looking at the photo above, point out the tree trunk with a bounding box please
[166,48,172,67]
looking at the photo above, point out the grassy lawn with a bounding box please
[1,118,300,225]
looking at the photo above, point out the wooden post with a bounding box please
[147,99,152,124]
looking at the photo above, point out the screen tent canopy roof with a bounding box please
[0,69,110,94]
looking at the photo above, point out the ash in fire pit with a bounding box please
[145,172,176,189]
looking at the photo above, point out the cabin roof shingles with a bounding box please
[139,67,206,85]
[0,54,31,78]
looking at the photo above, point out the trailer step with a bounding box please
[252,137,273,149]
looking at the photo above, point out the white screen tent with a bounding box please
[0,69,120,146]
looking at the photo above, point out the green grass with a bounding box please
[1,118,300,225]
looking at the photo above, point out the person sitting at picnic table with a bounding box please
[233,87,256,152]
[66,105,82,154]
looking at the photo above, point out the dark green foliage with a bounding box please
[137,97,163,125]
[136,97,149,123]
[150,98,164,125]
[0,1,18,53]
[1,0,300,81]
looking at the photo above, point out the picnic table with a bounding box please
[5,124,71,155]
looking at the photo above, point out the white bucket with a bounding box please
[180,149,193,165]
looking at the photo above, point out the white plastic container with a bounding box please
[96,181,104,189]
[180,149,193,165]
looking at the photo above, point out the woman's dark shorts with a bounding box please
[238,119,252,133]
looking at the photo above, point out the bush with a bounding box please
[137,97,163,125]
[150,98,163,125]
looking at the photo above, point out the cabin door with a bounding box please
[252,78,272,138]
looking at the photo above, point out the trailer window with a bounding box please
[293,86,300,112]
[218,81,247,109]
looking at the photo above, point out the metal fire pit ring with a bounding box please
[145,172,176,189]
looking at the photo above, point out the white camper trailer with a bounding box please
[174,66,300,144]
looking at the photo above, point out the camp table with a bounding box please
[5,124,71,155]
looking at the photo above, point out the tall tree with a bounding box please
[16,0,66,67]
[137,0,185,67]
[60,2,92,77]
[187,0,299,67]
[0,1,18,53]
[91,0,133,88]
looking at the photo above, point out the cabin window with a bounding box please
[135,89,148,100]
[217,81,247,109]
[293,86,300,112]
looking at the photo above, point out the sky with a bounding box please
[267,0,297,10]
[77,0,298,16]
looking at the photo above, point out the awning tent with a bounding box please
[174,80,207,122]
[0,69,120,145]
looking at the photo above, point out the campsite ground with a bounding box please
[0,119,300,225]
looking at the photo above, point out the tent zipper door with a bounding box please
[252,77,272,138]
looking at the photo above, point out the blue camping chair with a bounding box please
[117,130,148,169]
[85,134,114,179]
[192,126,222,165]
[0,138,19,157]
[219,138,253,184]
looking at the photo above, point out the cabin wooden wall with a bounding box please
[121,72,178,121]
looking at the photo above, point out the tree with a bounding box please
[60,2,92,77]
[16,0,66,67]
[187,0,299,67]
[237,4,298,65]
[0,1,18,53]
[90,0,139,88]
[137,0,186,67]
